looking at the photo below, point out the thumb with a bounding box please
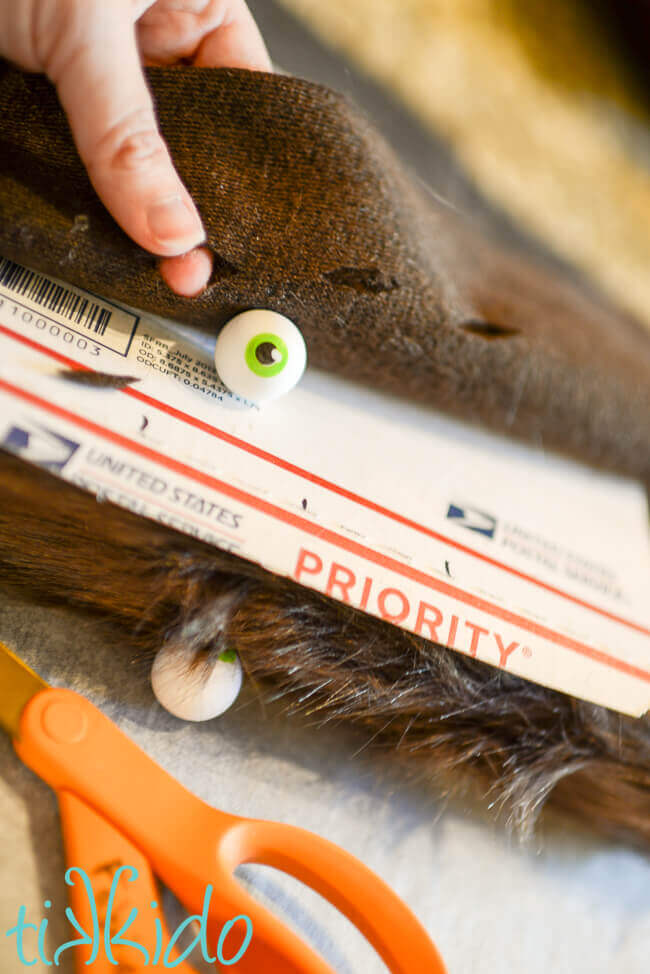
[50,6,205,257]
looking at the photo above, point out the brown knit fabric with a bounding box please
[1,61,649,485]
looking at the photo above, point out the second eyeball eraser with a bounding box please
[214,310,307,403]
[151,644,243,722]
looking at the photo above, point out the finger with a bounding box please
[194,4,272,70]
[49,4,205,257]
[160,246,213,296]
[138,0,271,70]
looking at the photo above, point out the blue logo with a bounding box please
[1,422,80,473]
[446,503,497,539]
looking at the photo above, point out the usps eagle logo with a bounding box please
[1,421,80,473]
[446,503,497,539]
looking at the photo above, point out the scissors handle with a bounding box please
[15,687,446,973]
[218,818,448,973]
[57,791,198,972]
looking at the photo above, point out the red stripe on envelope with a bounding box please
[1,375,648,685]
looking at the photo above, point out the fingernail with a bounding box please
[147,195,203,245]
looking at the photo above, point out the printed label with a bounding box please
[0,257,648,716]
[0,258,138,355]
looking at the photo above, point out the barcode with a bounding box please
[0,258,112,337]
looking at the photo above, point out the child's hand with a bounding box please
[0,1,271,296]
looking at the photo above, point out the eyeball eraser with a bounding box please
[151,644,243,722]
[214,310,307,403]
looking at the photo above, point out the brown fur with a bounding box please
[1,452,648,850]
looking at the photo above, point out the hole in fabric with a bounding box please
[209,251,240,278]
[324,266,399,294]
[461,320,520,339]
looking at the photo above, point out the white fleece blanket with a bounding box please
[0,591,648,973]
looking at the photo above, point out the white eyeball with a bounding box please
[214,310,307,404]
[151,644,243,722]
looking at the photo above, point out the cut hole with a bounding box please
[210,251,240,278]
[461,320,520,339]
[324,266,399,295]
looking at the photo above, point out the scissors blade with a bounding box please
[0,641,48,738]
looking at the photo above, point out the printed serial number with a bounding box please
[0,296,100,355]
[0,257,139,356]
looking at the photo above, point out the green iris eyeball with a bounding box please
[214,310,307,404]
[245,332,289,378]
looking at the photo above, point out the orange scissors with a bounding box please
[0,641,447,973]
